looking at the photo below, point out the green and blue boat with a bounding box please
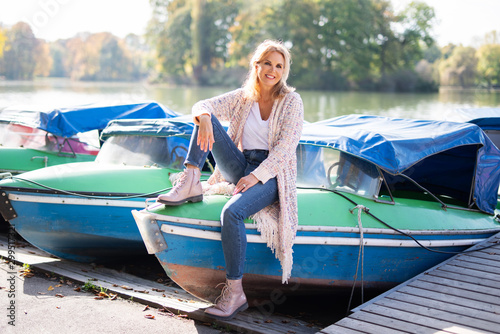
[0,101,177,174]
[0,115,213,261]
[132,115,500,303]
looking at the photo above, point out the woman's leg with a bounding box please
[220,150,279,279]
[205,154,278,320]
[158,115,247,205]
[184,115,247,184]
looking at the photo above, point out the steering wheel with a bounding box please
[327,162,340,188]
[170,145,188,168]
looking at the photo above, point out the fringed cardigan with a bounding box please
[192,88,304,283]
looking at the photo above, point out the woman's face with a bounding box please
[256,51,285,91]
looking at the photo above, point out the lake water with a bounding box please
[1,78,499,122]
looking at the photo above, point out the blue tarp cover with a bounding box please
[301,115,500,214]
[0,101,180,137]
[100,115,195,139]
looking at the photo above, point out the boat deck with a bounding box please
[0,233,320,334]
[319,231,500,334]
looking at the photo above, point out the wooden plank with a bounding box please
[437,264,500,283]
[372,298,499,333]
[361,303,489,334]
[396,284,500,314]
[347,310,449,334]
[323,317,407,334]
[465,251,500,265]
[476,248,500,258]
[426,268,500,291]
[420,271,500,296]
[407,280,500,306]
[447,258,500,276]
[455,254,500,269]
[387,291,500,324]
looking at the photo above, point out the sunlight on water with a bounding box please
[1,79,499,123]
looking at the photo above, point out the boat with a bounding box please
[132,115,500,304]
[0,101,178,175]
[0,115,214,262]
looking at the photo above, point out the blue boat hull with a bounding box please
[133,208,498,303]
[7,192,147,262]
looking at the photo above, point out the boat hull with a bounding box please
[133,191,500,302]
[7,192,148,262]
[0,163,189,262]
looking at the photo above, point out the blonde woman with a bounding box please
[157,40,304,320]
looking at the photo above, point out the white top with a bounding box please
[242,102,269,151]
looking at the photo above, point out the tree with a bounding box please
[396,1,436,67]
[148,0,239,84]
[0,26,6,58]
[34,40,53,77]
[476,43,500,89]
[145,0,441,91]
[60,32,139,81]
[49,40,68,77]
[438,46,477,87]
[1,22,38,80]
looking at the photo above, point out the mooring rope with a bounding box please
[346,204,367,315]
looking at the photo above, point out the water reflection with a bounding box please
[1,79,499,122]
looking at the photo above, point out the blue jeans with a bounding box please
[185,115,278,280]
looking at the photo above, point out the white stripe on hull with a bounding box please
[8,193,147,208]
[159,223,485,248]
[148,212,500,236]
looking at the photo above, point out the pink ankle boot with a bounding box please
[157,168,203,206]
[204,279,248,320]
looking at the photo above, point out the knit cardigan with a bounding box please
[192,88,304,283]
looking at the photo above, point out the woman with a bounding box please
[157,39,304,320]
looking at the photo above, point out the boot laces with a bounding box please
[214,282,232,309]
[171,171,189,191]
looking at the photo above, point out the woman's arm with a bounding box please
[192,88,245,124]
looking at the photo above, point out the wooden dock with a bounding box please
[319,232,500,334]
[0,234,319,334]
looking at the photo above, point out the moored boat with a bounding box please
[0,115,214,262]
[133,115,500,303]
[0,101,178,174]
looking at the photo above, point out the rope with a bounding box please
[297,186,500,255]
[347,204,367,314]
[8,175,172,200]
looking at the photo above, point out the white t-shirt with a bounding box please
[242,102,269,151]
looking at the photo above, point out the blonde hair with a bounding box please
[242,40,295,101]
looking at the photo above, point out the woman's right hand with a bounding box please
[197,114,214,152]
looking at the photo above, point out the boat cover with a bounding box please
[100,115,229,139]
[452,107,500,130]
[100,115,195,139]
[0,101,180,138]
[301,115,500,214]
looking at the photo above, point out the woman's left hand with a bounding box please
[233,174,259,195]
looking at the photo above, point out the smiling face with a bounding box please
[255,51,285,91]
